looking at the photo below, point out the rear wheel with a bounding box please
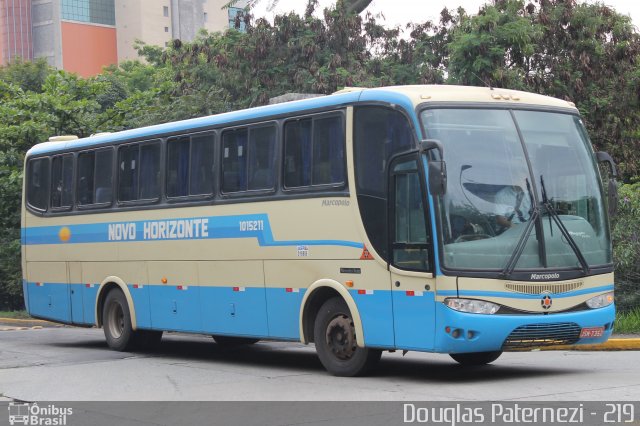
[313,297,381,376]
[212,335,260,347]
[450,351,502,366]
[103,289,135,351]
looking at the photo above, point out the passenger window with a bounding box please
[27,158,49,211]
[248,126,276,190]
[313,116,344,185]
[78,149,113,205]
[189,134,214,195]
[139,143,161,200]
[77,152,95,205]
[167,137,190,197]
[94,149,113,204]
[118,141,160,202]
[222,125,275,193]
[284,119,312,188]
[284,114,344,189]
[167,134,214,198]
[51,154,74,209]
[222,129,248,193]
[118,145,139,202]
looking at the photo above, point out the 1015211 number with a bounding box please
[239,220,264,232]
[604,403,635,423]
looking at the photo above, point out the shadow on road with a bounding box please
[49,331,583,383]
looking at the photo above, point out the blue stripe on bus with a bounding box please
[436,284,614,299]
[22,213,364,249]
[26,281,616,352]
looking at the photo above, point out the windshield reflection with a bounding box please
[421,108,611,272]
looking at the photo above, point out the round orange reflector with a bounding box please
[345,281,354,288]
[161,277,168,284]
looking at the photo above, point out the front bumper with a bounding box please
[434,302,615,353]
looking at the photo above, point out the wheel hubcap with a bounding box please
[107,302,124,339]
[325,314,356,360]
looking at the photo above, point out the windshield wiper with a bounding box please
[539,175,590,275]
[501,178,538,278]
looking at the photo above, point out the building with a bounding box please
[1,0,247,76]
[0,0,33,65]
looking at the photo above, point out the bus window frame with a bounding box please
[281,111,347,193]
[25,156,51,213]
[219,121,279,198]
[76,146,115,210]
[117,139,162,206]
[165,130,217,203]
[49,153,75,213]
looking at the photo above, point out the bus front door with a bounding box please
[389,154,436,351]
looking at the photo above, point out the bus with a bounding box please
[21,85,618,376]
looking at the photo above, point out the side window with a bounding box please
[27,158,50,211]
[392,159,430,272]
[284,114,344,189]
[78,149,113,206]
[354,106,414,262]
[167,136,190,197]
[167,133,214,198]
[118,141,160,202]
[222,125,275,193]
[222,128,248,193]
[284,119,312,187]
[139,143,161,200]
[248,126,276,190]
[51,154,74,209]
[118,144,139,202]
[189,134,214,195]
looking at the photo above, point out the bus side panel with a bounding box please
[198,261,268,337]
[148,261,201,333]
[264,261,306,339]
[350,290,395,348]
[25,262,71,323]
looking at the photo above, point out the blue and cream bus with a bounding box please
[22,85,617,376]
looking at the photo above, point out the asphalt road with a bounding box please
[1,326,639,402]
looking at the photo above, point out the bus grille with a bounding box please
[502,322,581,350]
[505,281,583,295]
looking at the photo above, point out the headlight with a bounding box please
[586,291,614,309]
[445,298,500,314]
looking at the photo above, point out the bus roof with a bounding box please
[26,85,577,157]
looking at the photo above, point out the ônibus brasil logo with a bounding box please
[7,402,73,426]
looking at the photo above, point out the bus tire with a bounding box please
[102,288,136,351]
[313,297,381,376]
[212,335,260,346]
[450,351,502,366]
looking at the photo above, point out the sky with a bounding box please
[251,0,640,29]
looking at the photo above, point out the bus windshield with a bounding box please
[421,108,612,273]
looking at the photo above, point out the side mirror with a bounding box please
[420,139,447,196]
[595,151,618,217]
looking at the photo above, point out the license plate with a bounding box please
[580,327,604,338]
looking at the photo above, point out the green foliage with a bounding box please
[614,307,640,334]
[612,183,640,311]
[0,1,639,310]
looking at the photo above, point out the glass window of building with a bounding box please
[61,0,115,26]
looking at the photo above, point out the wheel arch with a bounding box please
[299,279,365,347]
[95,277,137,330]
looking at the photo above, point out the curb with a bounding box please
[536,338,640,351]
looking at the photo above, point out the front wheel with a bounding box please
[450,351,502,366]
[313,297,381,376]
[103,289,135,351]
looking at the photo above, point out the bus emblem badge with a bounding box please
[541,294,552,310]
